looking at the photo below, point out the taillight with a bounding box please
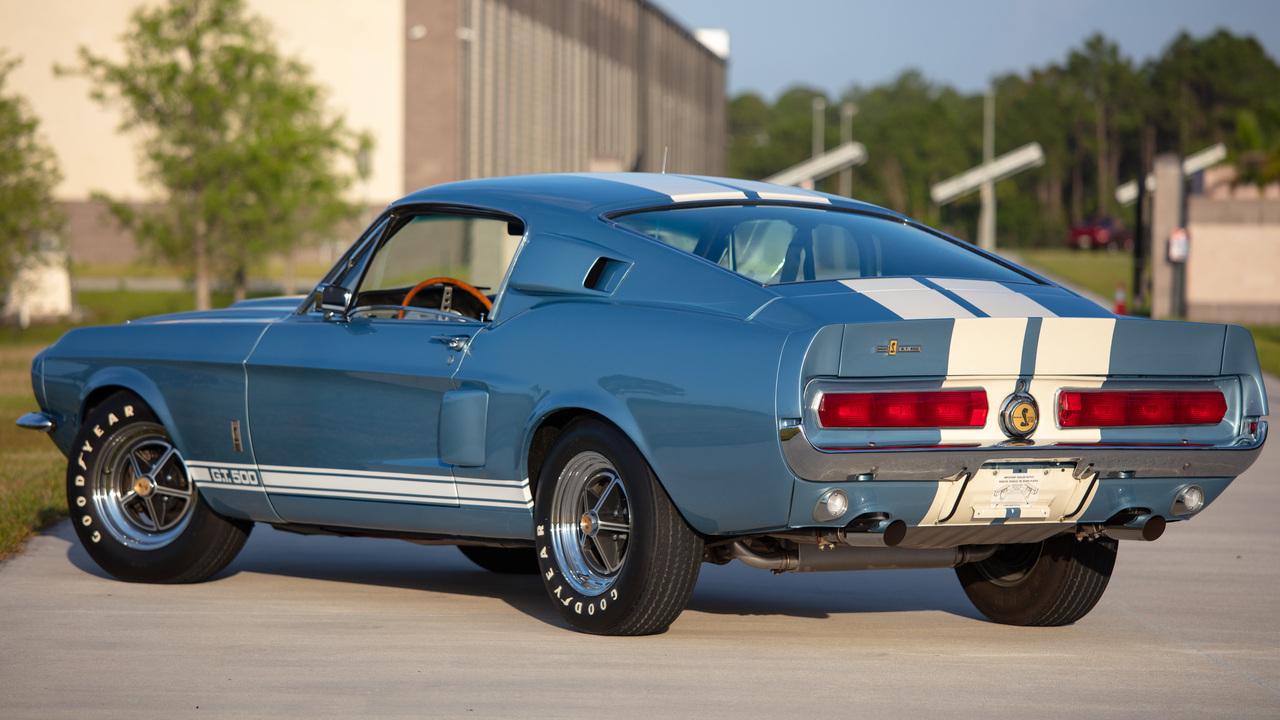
[1058,390,1227,428]
[818,391,988,428]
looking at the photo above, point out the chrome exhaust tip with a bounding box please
[1102,512,1166,542]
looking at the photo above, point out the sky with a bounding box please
[652,0,1280,100]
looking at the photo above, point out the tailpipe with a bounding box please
[1100,512,1166,542]
[835,513,907,547]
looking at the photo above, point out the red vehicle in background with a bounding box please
[1068,218,1133,252]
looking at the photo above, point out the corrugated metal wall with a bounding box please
[459,0,724,179]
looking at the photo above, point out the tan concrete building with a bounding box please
[1149,160,1280,324]
[0,0,726,266]
[1185,197,1280,325]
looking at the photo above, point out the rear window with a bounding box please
[612,205,1033,285]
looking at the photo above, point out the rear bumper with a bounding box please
[781,421,1267,484]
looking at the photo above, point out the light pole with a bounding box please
[978,89,996,251]
[839,102,857,197]
[811,96,826,160]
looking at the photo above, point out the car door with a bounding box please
[244,210,510,532]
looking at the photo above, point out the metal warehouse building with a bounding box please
[1,0,727,266]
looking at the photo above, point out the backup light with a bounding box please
[1172,485,1205,516]
[813,489,850,523]
[1057,390,1226,428]
[818,391,988,428]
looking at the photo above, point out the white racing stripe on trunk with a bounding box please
[930,278,1057,318]
[1035,318,1116,376]
[947,318,1028,376]
[840,278,975,320]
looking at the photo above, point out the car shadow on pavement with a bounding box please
[686,561,985,621]
[58,521,983,628]
[59,521,570,628]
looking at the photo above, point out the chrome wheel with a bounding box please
[91,422,195,550]
[549,451,631,596]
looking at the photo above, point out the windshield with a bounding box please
[613,205,1034,285]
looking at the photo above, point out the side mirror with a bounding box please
[318,284,352,317]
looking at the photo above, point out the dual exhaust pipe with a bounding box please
[727,539,997,573]
[728,508,1166,574]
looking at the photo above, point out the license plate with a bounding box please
[969,461,1076,522]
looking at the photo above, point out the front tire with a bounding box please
[534,419,703,635]
[955,533,1118,626]
[67,391,252,583]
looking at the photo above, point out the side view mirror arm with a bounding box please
[318,283,352,321]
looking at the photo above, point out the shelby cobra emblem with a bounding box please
[875,340,921,355]
[1001,391,1040,437]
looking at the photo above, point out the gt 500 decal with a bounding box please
[208,467,260,485]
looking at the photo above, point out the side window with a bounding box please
[350,214,519,322]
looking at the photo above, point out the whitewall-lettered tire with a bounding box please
[67,390,252,583]
[534,419,703,635]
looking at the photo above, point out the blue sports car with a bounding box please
[20,173,1268,635]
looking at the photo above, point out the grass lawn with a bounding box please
[1248,326,1280,381]
[0,289,270,347]
[0,345,66,562]
[1017,248,1134,302]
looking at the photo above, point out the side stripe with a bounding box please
[191,462,533,511]
[260,468,456,504]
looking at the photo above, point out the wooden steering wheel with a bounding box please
[398,277,493,319]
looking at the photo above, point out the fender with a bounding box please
[520,387,654,484]
[80,366,186,455]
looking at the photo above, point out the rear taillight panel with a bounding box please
[1057,390,1228,428]
[818,390,988,429]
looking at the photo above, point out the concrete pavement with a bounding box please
[2,403,1278,717]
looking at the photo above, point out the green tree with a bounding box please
[64,0,360,309]
[0,52,63,287]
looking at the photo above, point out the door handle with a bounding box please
[431,335,471,351]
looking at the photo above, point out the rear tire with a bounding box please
[534,419,703,635]
[67,391,252,584]
[458,545,539,574]
[956,533,1117,626]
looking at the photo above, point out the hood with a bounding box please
[126,296,306,325]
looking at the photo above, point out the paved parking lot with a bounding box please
[3,391,1278,718]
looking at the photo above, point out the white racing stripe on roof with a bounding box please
[705,176,833,203]
[931,278,1057,318]
[839,278,975,319]
[601,174,747,203]
[756,191,831,204]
